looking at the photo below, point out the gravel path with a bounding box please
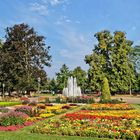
[112,96,140,104]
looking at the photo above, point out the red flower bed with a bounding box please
[65,113,130,120]
[0,121,33,131]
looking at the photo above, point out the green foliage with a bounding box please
[101,77,111,100]
[49,78,58,92]
[15,106,32,116]
[0,23,51,93]
[85,30,136,93]
[110,31,136,92]
[56,64,71,90]
[0,111,27,126]
[72,66,87,91]
[99,99,125,104]
[55,97,61,103]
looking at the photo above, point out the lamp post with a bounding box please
[2,83,5,98]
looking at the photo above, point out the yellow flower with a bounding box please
[39,113,55,118]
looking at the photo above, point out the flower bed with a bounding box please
[0,111,28,126]
[32,103,140,140]
[0,103,78,131]
[81,103,134,110]
[67,96,95,103]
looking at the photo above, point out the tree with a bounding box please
[130,45,140,91]
[111,31,136,93]
[72,66,87,92]
[101,77,111,100]
[85,53,106,91]
[49,78,57,93]
[56,64,71,91]
[85,30,113,91]
[0,23,51,93]
[85,30,136,93]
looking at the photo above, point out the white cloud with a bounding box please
[41,0,68,6]
[57,27,92,69]
[29,0,68,16]
[30,2,48,16]
[55,16,71,25]
[49,0,62,6]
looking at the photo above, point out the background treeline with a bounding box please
[0,24,140,95]
[52,31,140,94]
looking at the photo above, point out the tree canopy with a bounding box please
[85,30,136,93]
[0,23,51,93]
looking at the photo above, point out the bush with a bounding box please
[0,107,9,113]
[67,96,95,104]
[61,105,71,109]
[55,97,61,103]
[15,106,41,117]
[69,103,77,106]
[45,97,50,103]
[88,98,95,104]
[99,99,125,104]
[37,104,46,109]
[45,103,53,106]
[15,106,32,116]
[28,101,37,106]
[22,100,30,105]
[0,111,28,126]
[101,77,111,101]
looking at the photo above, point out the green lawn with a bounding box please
[0,132,110,140]
[132,104,140,112]
[0,101,21,107]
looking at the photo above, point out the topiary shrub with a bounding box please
[101,77,111,101]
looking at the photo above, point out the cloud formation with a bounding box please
[30,2,49,16]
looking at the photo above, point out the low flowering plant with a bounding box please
[15,106,32,116]
[0,111,28,126]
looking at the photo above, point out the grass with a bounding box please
[131,104,140,113]
[0,101,21,107]
[0,132,110,140]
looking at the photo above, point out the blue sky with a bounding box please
[0,0,140,78]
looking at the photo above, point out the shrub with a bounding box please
[45,103,53,106]
[0,111,28,126]
[15,106,41,117]
[69,103,77,106]
[28,101,37,106]
[37,105,46,109]
[61,105,71,109]
[0,107,9,113]
[99,99,125,104]
[67,96,95,104]
[22,100,30,105]
[88,98,95,104]
[55,97,61,103]
[45,97,50,103]
[101,77,111,101]
[15,106,32,116]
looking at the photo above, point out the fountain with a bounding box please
[62,76,82,97]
